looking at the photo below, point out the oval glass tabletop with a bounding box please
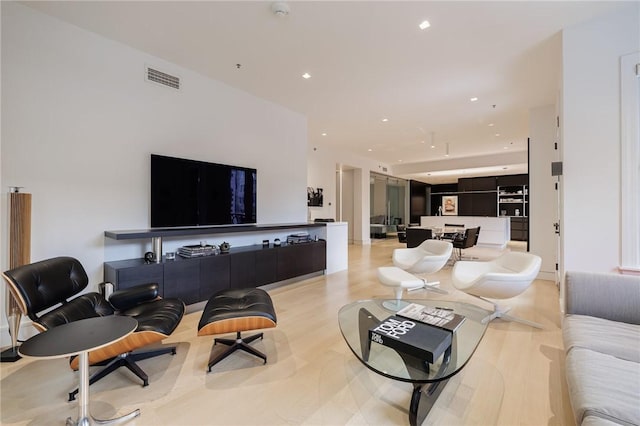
[338,299,490,384]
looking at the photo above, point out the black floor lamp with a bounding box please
[1,187,31,362]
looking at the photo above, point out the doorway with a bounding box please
[370,173,408,237]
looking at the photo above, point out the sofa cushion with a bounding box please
[565,271,640,325]
[564,314,640,362]
[566,347,640,426]
[583,415,632,426]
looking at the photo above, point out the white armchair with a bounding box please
[392,239,453,293]
[451,251,543,328]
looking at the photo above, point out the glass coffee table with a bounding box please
[338,299,489,426]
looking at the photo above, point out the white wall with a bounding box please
[561,3,640,273]
[306,145,336,221]
[341,169,355,242]
[529,105,559,281]
[1,3,308,341]
[307,142,392,245]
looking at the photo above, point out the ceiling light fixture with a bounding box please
[271,2,290,16]
[470,97,479,102]
[368,148,373,152]
[382,118,389,122]
[419,20,431,30]
[302,72,311,79]
[488,123,495,127]
[321,132,327,136]
[495,133,501,137]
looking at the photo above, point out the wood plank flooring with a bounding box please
[0,239,574,425]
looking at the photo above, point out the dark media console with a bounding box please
[104,240,326,305]
[104,223,329,305]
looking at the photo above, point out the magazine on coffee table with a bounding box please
[396,303,466,333]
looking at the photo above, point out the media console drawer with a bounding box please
[104,260,164,293]
[104,240,326,305]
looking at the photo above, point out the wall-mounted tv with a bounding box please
[151,154,257,228]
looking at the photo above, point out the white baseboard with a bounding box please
[537,271,556,282]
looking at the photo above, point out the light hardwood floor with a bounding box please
[0,240,574,425]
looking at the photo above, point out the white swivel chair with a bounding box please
[392,239,453,294]
[451,251,543,328]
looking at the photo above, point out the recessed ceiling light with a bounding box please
[368,148,373,152]
[302,73,311,79]
[470,97,479,102]
[488,123,495,127]
[431,145,435,149]
[398,160,403,162]
[421,140,425,144]
[382,118,389,122]
[419,20,431,30]
[495,133,501,137]
[321,132,327,136]
[503,146,508,149]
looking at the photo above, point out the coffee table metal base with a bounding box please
[359,307,453,425]
[410,377,450,426]
[66,352,140,426]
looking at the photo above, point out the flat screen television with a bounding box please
[151,154,257,228]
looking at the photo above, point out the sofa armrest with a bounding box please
[565,271,640,324]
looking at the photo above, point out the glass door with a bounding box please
[370,173,407,236]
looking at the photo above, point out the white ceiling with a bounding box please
[24,1,624,183]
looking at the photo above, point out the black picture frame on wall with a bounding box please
[307,187,323,207]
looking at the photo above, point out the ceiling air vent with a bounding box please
[146,66,180,90]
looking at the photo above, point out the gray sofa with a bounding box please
[563,271,640,426]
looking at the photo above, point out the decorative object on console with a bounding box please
[2,187,31,363]
[144,251,155,263]
[314,218,335,222]
[219,242,231,253]
[286,232,311,244]
[178,244,218,258]
[273,238,281,246]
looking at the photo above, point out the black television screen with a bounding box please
[151,154,257,227]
